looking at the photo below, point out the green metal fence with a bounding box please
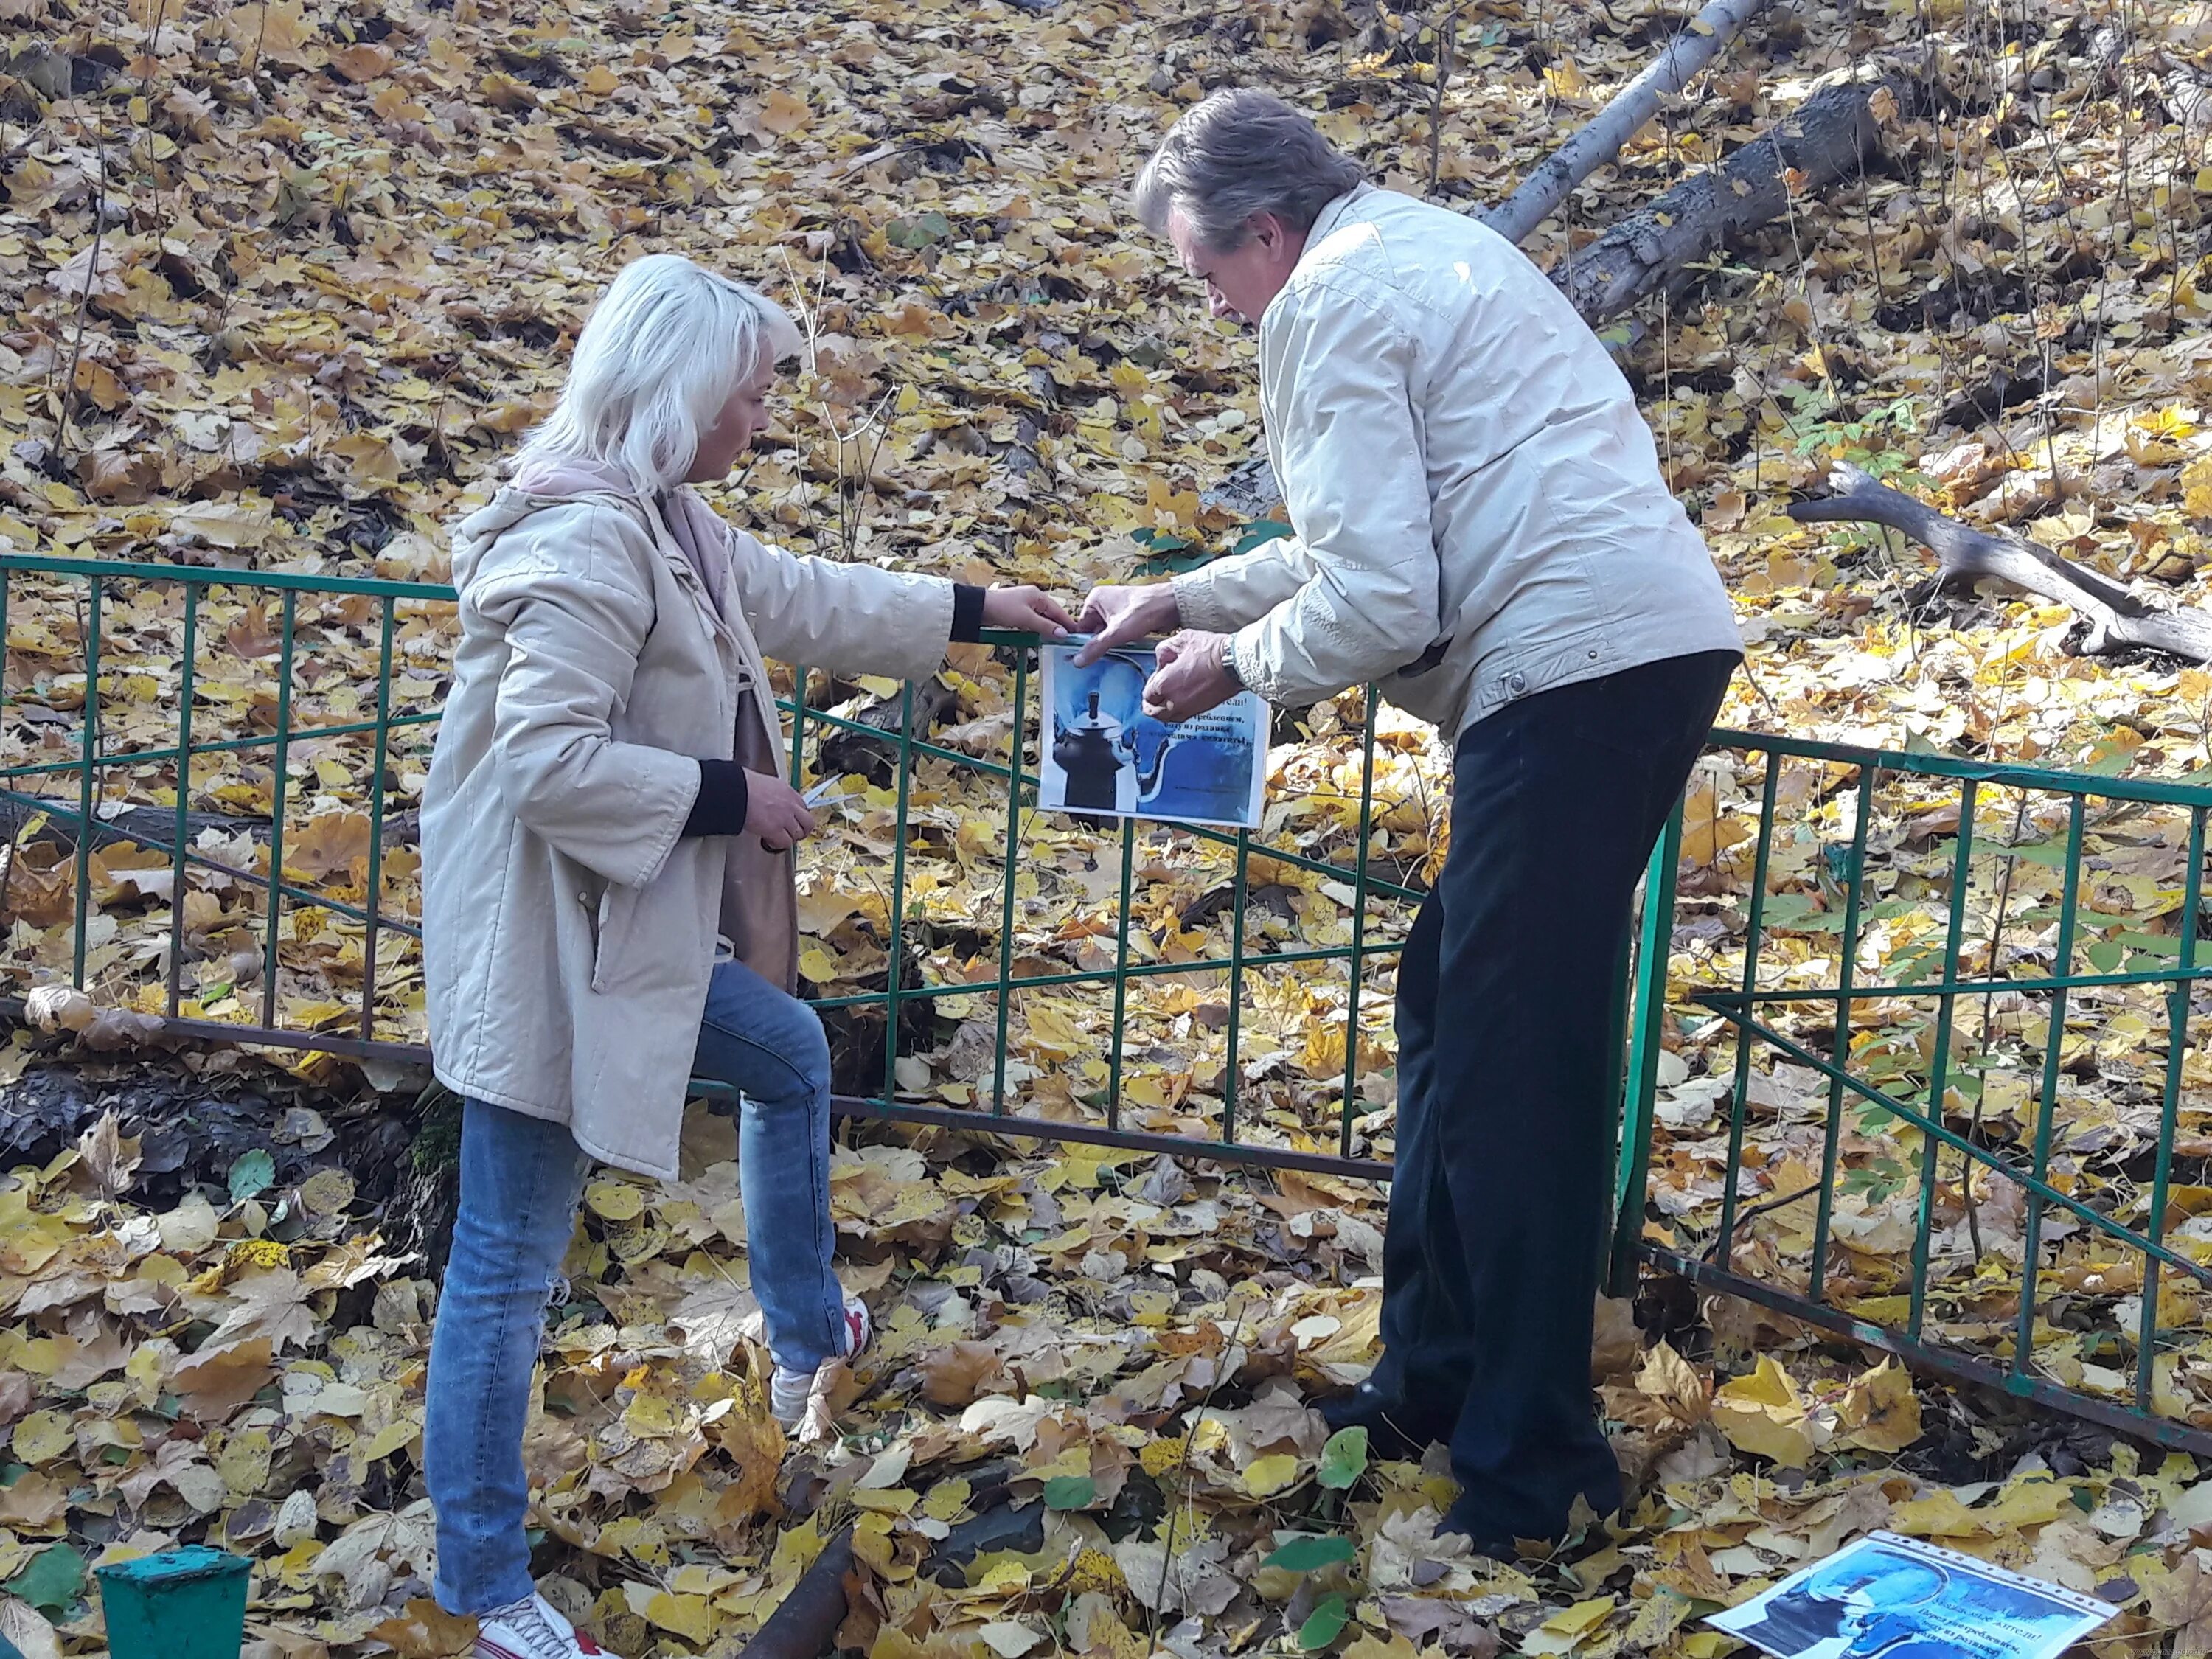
[0,552,1415,1180]
[1614,731,2212,1455]
[0,554,449,1065]
[7,549,2211,1455]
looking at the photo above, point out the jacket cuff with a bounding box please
[1170,568,1228,634]
[681,759,751,838]
[950,584,987,643]
[1227,628,1276,705]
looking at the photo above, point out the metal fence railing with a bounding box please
[0,554,450,1065]
[0,552,1416,1179]
[1614,731,2212,1455]
[8,551,2211,1453]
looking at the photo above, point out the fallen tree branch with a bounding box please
[1203,65,1924,521]
[1788,462,2212,662]
[0,793,419,852]
[0,787,425,941]
[1484,0,1778,245]
[1551,70,1919,321]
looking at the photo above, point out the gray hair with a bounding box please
[515,253,803,493]
[1132,88,1366,252]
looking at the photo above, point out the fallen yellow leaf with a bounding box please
[1712,1356,1820,1468]
[1242,1453,1302,1497]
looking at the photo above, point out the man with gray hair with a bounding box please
[1075,88,1742,1551]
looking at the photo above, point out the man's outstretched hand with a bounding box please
[1141,630,1242,724]
[1072,583,1180,667]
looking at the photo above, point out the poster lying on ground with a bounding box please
[1037,641,1267,830]
[1706,1531,2115,1659]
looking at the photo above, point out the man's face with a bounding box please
[1167,204,1301,325]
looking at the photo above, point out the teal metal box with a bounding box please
[94,1546,250,1659]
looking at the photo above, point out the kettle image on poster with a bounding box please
[1044,647,1258,826]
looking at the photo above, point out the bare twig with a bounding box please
[1703,1183,1823,1256]
[775,248,900,561]
[246,1,271,80]
[1964,794,2033,1263]
[1149,1296,1247,1641]
[54,146,111,462]
[1428,4,1462,198]
[139,0,170,229]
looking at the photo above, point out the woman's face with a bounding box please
[687,358,775,482]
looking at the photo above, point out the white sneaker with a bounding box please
[772,1295,872,1428]
[474,1593,612,1659]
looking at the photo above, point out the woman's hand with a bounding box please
[744,770,818,852]
[980,585,1076,639]
[1073,583,1180,667]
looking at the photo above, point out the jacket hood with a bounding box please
[448,464,643,591]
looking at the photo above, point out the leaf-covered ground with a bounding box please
[6,0,2212,1652]
[3,1054,2208,1659]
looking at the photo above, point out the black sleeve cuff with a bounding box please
[950,583,987,643]
[682,759,751,838]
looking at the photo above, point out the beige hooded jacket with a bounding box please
[421,474,954,1179]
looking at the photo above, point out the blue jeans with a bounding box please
[425,959,846,1614]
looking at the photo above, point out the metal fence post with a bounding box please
[1610,805,1683,1298]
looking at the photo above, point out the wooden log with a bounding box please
[1789,462,2212,662]
[1551,71,1919,321]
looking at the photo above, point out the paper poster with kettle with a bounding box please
[1038,641,1268,830]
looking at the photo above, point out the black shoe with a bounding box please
[1440,1485,1623,1567]
[1320,1382,1450,1461]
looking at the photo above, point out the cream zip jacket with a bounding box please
[1172,185,1741,735]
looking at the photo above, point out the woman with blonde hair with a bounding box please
[419,253,1070,1657]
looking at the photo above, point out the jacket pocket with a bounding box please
[588,881,639,994]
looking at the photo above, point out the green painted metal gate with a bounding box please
[3,552,2208,1455]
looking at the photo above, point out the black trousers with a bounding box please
[1377,648,1736,1546]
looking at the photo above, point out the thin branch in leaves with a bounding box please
[1429,4,1461,197]
[1966,794,2034,1263]
[1149,1295,1246,1641]
[54,144,111,463]
[140,0,170,230]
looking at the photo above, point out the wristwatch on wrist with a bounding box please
[1218,638,1246,690]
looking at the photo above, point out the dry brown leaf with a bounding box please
[369,1600,478,1658]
